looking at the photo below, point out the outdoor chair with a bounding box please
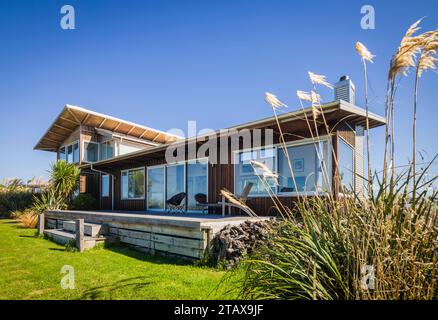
[166,192,186,213]
[219,182,256,217]
[194,193,222,214]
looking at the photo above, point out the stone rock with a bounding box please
[208,219,278,268]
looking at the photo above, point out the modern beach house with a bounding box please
[34,76,386,258]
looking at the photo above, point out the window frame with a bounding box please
[100,140,116,161]
[233,136,332,198]
[83,141,100,163]
[101,174,110,198]
[337,137,355,194]
[120,167,145,200]
[146,164,167,211]
[60,140,80,164]
[59,146,67,161]
[145,158,209,213]
[234,147,278,196]
[186,158,209,213]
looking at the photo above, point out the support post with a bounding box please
[37,213,45,236]
[75,219,85,252]
[221,196,225,217]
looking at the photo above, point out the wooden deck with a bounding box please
[44,210,270,259]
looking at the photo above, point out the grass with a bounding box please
[0,219,234,300]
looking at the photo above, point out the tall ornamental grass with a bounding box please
[235,170,437,300]
[227,19,437,300]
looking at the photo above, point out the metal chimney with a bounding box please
[334,75,355,104]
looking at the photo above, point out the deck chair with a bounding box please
[166,192,186,213]
[220,182,256,217]
[194,193,222,214]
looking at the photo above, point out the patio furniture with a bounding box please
[166,192,186,213]
[220,182,256,217]
[194,193,223,214]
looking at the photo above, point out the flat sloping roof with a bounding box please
[34,105,183,152]
[87,99,385,170]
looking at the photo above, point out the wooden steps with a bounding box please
[62,220,105,237]
[44,229,106,250]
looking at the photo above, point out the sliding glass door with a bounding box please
[146,161,208,212]
[166,163,185,208]
[147,166,165,210]
[187,160,208,211]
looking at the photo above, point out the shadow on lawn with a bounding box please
[106,244,194,267]
[80,276,152,300]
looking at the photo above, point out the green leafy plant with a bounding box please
[71,193,98,211]
[49,160,80,201]
[231,170,437,299]
[32,189,68,213]
[0,191,35,216]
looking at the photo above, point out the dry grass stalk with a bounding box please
[308,72,333,89]
[355,42,375,63]
[265,92,299,194]
[412,30,438,208]
[265,92,287,110]
[250,160,279,185]
[307,72,341,191]
[19,210,38,228]
[295,91,332,195]
[227,17,438,301]
[355,41,374,197]
[389,19,425,79]
[385,19,428,192]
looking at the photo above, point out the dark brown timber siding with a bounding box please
[90,119,357,215]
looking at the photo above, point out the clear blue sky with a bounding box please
[0,0,437,181]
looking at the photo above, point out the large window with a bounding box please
[100,140,115,160]
[61,141,79,164]
[121,168,145,199]
[187,160,208,211]
[278,144,316,193]
[234,148,277,195]
[166,163,185,206]
[338,139,354,192]
[234,139,332,196]
[147,166,165,210]
[101,175,110,197]
[59,147,67,161]
[72,142,79,163]
[146,160,208,212]
[84,142,99,163]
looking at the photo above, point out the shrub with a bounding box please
[49,161,80,201]
[19,209,38,228]
[0,191,35,218]
[71,194,98,211]
[234,180,437,300]
[32,190,67,213]
[225,19,438,300]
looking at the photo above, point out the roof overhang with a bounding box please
[34,105,183,152]
[228,100,386,131]
[88,100,385,170]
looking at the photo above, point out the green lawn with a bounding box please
[0,219,235,300]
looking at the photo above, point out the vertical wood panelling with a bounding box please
[91,119,358,216]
